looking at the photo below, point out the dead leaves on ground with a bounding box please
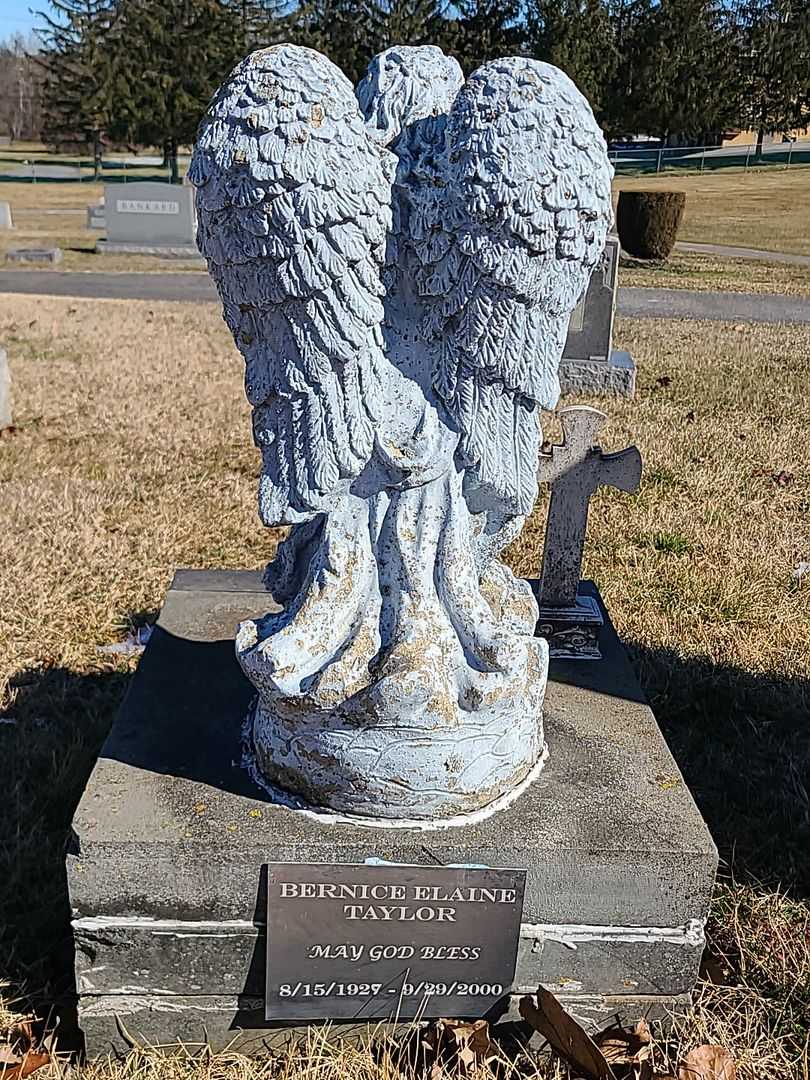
[0,1019,52,1080]
[519,988,737,1080]
[421,1019,501,1076]
[677,1047,736,1080]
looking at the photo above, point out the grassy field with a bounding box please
[619,250,810,296]
[615,168,810,256]
[1,169,809,284]
[0,295,808,1077]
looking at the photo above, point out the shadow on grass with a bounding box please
[0,636,807,1034]
[0,664,130,1039]
[629,643,810,894]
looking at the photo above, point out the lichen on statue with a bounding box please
[189,43,613,823]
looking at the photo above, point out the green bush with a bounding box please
[616,190,686,260]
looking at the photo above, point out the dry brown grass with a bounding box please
[0,296,808,1077]
[615,168,810,256]
[618,250,810,295]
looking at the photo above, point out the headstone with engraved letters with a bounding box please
[97,181,198,256]
[265,863,526,1021]
[560,236,636,398]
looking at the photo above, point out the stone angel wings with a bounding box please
[189,43,613,825]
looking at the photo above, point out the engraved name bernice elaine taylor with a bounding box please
[266,864,526,1020]
[279,878,519,922]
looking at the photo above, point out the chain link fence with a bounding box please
[610,140,810,174]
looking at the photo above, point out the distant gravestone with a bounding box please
[86,201,105,229]
[97,182,198,257]
[560,236,636,398]
[0,202,12,229]
[0,347,11,431]
[6,247,63,265]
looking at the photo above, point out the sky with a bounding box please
[0,1,38,41]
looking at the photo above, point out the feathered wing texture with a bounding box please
[357,45,464,147]
[189,44,393,524]
[412,57,614,516]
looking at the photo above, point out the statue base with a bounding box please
[536,591,604,661]
[67,571,716,1055]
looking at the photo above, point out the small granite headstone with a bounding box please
[560,236,636,398]
[97,181,198,257]
[0,347,11,430]
[6,247,63,265]
[0,202,12,229]
[86,201,105,230]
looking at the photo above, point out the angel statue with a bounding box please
[189,43,613,824]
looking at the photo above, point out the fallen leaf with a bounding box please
[0,1051,50,1080]
[772,470,794,487]
[596,1019,652,1066]
[421,1018,500,1076]
[678,1045,736,1080]
[519,988,616,1080]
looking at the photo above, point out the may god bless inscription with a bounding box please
[265,863,526,1020]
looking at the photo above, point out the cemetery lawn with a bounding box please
[614,167,810,256]
[619,250,810,296]
[0,296,809,1078]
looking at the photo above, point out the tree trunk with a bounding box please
[168,136,179,184]
[93,131,102,181]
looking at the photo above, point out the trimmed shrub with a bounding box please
[616,190,686,260]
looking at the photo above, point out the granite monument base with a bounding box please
[68,571,716,1055]
[559,350,636,398]
[95,239,203,260]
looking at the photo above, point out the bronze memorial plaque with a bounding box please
[265,862,526,1021]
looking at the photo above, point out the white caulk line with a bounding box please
[242,722,550,831]
[73,916,255,932]
[521,918,705,949]
[73,914,704,949]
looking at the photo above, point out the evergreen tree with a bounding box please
[296,0,371,83]
[445,0,524,75]
[601,0,652,137]
[527,0,618,118]
[629,0,739,142]
[112,0,240,182]
[36,0,119,175]
[364,0,449,61]
[224,0,292,56]
[732,0,810,155]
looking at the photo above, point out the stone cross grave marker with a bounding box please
[560,236,636,398]
[98,181,197,256]
[537,405,642,659]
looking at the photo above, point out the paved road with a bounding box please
[0,270,808,324]
[676,241,810,266]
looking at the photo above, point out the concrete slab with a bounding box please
[68,571,716,1053]
[6,247,63,265]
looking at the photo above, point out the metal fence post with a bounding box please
[787,143,793,169]
[744,145,751,171]
[656,147,663,173]
[700,146,705,172]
